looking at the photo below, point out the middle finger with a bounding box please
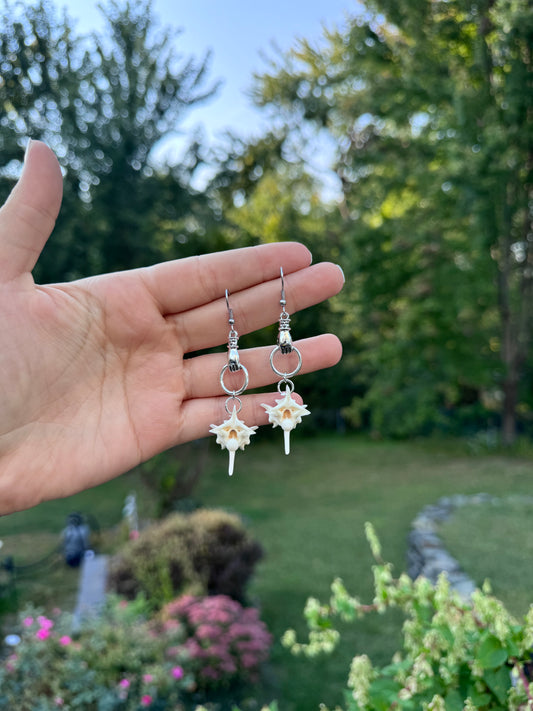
[170,262,343,353]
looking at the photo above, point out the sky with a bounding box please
[59,0,359,153]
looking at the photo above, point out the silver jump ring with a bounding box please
[277,378,295,394]
[220,363,249,396]
[225,395,243,415]
[269,345,302,379]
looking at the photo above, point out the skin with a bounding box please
[0,140,344,514]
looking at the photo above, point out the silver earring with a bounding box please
[262,268,310,454]
[210,290,257,476]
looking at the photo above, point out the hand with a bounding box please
[0,141,343,514]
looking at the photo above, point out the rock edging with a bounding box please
[407,493,497,599]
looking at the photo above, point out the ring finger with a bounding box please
[181,334,342,400]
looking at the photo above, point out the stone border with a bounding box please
[407,493,498,599]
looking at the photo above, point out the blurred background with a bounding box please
[0,0,532,709]
[1,0,532,443]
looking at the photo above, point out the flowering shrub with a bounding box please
[283,523,533,710]
[108,509,264,608]
[162,595,272,692]
[0,597,195,710]
[0,594,274,710]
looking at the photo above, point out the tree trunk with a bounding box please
[501,375,517,446]
[498,232,518,447]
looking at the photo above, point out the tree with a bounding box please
[209,131,358,424]
[250,0,533,441]
[0,0,219,281]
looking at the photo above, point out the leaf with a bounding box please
[444,689,464,711]
[434,624,455,647]
[477,633,508,670]
[343,689,362,711]
[484,666,512,706]
[368,677,403,711]
[467,685,492,707]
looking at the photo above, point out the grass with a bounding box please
[0,469,156,618]
[1,435,533,709]
[440,496,533,618]
[197,434,533,710]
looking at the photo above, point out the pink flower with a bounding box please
[241,653,259,669]
[142,673,154,683]
[171,666,184,679]
[37,616,54,630]
[196,624,220,640]
[54,698,64,707]
[140,694,153,706]
[220,658,237,674]
[118,678,130,689]
[36,628,51,641]
[59,635,72,646]
[22,616,34,627]
[129,530,139,540]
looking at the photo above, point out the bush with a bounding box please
[107,510,264,608]
[283,523,533,710]
[0,597,194,710]
[139,443,209,517]
[0,596,275,711]
[161,595,272,692]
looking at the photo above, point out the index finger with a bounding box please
[136,242,312,315]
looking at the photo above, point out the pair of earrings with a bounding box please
[209,268,310,476]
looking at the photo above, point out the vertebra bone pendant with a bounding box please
[261,388,310,455]
[210,406,258,476]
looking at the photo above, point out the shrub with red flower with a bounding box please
[162,595,272,690]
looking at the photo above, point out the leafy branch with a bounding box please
[283,523,533,710]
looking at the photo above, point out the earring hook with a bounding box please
[280,267,286,307]
[225,289,234,325]
[224,289,240,372]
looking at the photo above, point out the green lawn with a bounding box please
[1,435,533,710]
[440,496,533,618]
[0,469,156,616]
[197,434,533,710]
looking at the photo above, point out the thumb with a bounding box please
[0,140,63,282]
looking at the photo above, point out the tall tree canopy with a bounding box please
[0,0,218,280]
[248,0,533,441]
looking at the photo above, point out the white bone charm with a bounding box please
[210,406,258,476]
[261,389,310,454]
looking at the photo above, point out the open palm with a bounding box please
[0,142,343,513]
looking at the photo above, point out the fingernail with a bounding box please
[336,264,345,284]
[24,139,34,163]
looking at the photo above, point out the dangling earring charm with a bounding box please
[210,290,257,476]
[262,268,310,454]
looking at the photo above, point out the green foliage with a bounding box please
[0,0,220,281]
[194,706,277,711]
[208,130,357,417]
[0,597,195,710]
[198,435,533,708]
[285,523,533,710]
[138,443,209,517]
[0,596,275,710]
[248,0,533,441]
[107,509,264,608]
